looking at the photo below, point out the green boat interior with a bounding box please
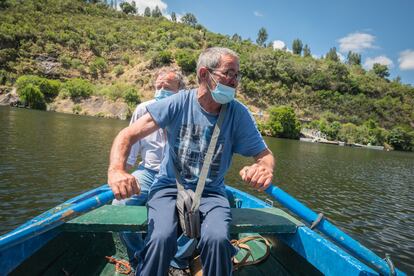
[10,204,323,276]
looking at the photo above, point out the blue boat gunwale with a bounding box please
[0,184,405,276]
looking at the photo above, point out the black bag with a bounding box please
[176,189,201,239]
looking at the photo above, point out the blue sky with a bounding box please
[127,0,414,85]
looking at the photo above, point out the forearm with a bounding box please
[107,113,159,200]
[254,148,274,171]
[108,129,134,172]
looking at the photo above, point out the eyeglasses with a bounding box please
[208,68,242,82]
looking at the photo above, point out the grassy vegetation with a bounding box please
[1,0,413,150]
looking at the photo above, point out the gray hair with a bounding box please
[196,47,239,83]
[154,66,186,90]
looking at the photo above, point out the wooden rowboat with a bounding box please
[0,184,406,275]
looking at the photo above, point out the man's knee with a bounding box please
[148,227,177,247]
[200,227,229,247]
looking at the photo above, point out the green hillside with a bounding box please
[0,0,413,150]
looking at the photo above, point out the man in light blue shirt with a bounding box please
[108,47,274,276]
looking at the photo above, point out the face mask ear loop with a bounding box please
[206,70,218,92]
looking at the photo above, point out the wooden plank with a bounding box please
[230,208,302,233]
[64,205,302,234]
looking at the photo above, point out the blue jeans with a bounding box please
[136,187,237,276]
[112,165,196,270]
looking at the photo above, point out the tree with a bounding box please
[61,78,94,99]
[17,84,46,109]
[0,0,9,10]
[347,51,361,65]
[120,2,136,15]
[292,39,303,55]
[372,63,390,78]
[144,7,151,17]
[0,69,7,85]
[326,47,339,62]
[181,13,197,27]
[151,5,162,17]
[16,75,61,100]
[171,12,177,22]
[303,44,311,57]
[150,50,172,67]
[90,57,108,78]
[231,33,242,43]
[267,106,301,139]
[256,27,268,47]
[123,87,140,107]
[175,50,197,73]
[393,76,401,83]
[387,126,414,151]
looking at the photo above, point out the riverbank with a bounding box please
[0,86,131,120]
[0,84,260,121]
[299,128,393,151]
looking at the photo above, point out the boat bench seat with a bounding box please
[64,205,303,234]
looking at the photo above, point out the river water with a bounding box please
[0,106,413,273]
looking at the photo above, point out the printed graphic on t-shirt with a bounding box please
[174,124,222,184]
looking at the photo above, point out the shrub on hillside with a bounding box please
[131,40,148,51]
[16,75,61,100]
[0,69,8,85]
[71,58,82,69]
[121,53,130,65]
[58,54,72,69]
[267,105,301,139]
[123,87,140,107]
[98,83,140,106]
[150,51,172,68]
[89,57,108,78]
[113,65,124,77]
[17,84,46,110]
[61,78,94,99]
[337,123,359,144]
[175,50,197,73]
[387,126,414,151]
[173,37,198,49]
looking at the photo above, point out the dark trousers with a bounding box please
[136,187,237,276]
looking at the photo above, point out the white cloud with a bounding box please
[254,11,263,17]
[272,40,286,50]
[337,52,346,63]
[399,50,414,70]
[124,0,168,15]
[338,32,376,53]
[272,40,293,53]
[364,56,394,70]
[166,12,183,22]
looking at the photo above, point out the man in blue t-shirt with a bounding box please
[108,47,274,276]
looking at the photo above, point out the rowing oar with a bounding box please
[0,186,115,251]
[265,185,404,276]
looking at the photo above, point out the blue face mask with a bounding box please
[154,89,175,101]
[208,73,236,104]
